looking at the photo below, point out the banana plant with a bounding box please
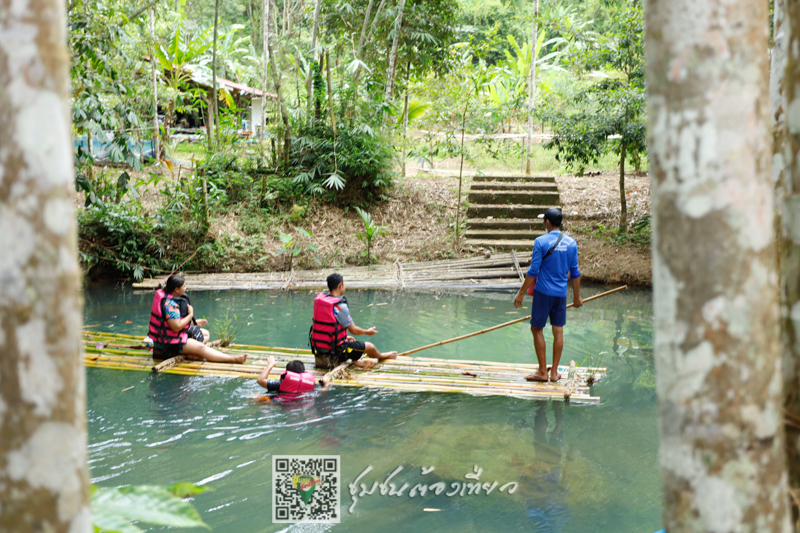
[274,227,321,271]
[355,207,388,265]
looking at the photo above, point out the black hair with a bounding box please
[543,208,563,228]
[327,273,344,291]
[164,274,186,295]
[286,360,305,374]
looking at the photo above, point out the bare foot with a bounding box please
[378,351,398,360]
[549,371,561,382]
[232,354,248,364]
[525,371,549,382]
[353,360,375,370]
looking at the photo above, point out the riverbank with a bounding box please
[77,168,651,286]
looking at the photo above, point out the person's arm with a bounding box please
[318,375,331,391]
[347,323,377,336]
[514,275,536,308]
[569,243,582,308]
[166,302,193,332]
[257,356,279,389]
[571,277,582,308]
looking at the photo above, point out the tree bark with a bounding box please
[211,0,221,152]
[349,0,387,111]
[261,0,270,138]
[619,142,627,232]
[781,0,800,521]
[402,61,410,177]
[383,0,406,120]
[645,0,791,531]
[149,7,160,161]
[325,50,336,134]
[0,0,89,529]
[269,0,290,166]
[524,0,539,176]
[307,0,322,123]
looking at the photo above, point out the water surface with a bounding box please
[85,284,660,532]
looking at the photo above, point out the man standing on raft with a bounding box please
[514,208,582,382]
[310,273,398,369]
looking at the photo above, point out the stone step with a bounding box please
[477,175,556,183]
[467,191,561,205]
[466,218,543,230]
[465,229,546,240]
[470,181,559,191]
[464,239,537,251]
[466,204,556,218]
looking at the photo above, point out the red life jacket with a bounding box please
[148,289,189,345]
[309,293,348,355]
[278,370,317,393]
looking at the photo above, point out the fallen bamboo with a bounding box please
[397,285,628,357]
[152,356,186,372]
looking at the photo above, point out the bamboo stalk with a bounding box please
[397,285,628,357]
[152,356,186,372]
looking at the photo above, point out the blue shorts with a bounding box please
[530,290,567,328]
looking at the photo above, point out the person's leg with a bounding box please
[526,291,550,381]
[201,328,210,344]
[526,326,549,381]
[550,326,564,381]
[363,342,397,361]
[548,295,567,381]
[181,338,247,363]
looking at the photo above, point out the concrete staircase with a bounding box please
[465,175,560,251]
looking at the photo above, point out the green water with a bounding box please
[85,284,661,532]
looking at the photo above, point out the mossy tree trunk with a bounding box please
[0,0,90,529]
[780,0,800,523]
[645,0,791,530]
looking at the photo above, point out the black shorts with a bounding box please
[152,342,184,361]
[313,341,366,369]
[187,325,205,342]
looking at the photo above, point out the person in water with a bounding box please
[513,208,582,382]
[257,356,329,393]
[149,274,247,363]
[309,273,398,369]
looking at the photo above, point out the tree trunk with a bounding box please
[646,0,791,531]
[456,102,468,249]
[211,0,221,152]
[350,0,387,111]
[781,0,800,522]
[307,0,322,123]
[149,7,160,161]
[524,0,539,176]
[382,0,406,121]
[619,142,627,232]
[261,0,270,138]
[0,0,90,529]
[402,62,410,178]
[325,50,336,134]
[269,0,290,166]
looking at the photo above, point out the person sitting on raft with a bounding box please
[169,285,209,344]
[149,274,247,364]
[257,356,329,393]
[309,273,398,370]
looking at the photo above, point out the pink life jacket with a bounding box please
[148,289,189,345]
[309,293,348,355]
[278,370,317,393]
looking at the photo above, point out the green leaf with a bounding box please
[278,233,293,244]
[168,483,210,499]
[292,247,302,257]
[295,227,312,238]
[312,256,322,265]
[307,243,319,252]
[92,486,209,530]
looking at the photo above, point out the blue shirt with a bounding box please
[526,231,580,297]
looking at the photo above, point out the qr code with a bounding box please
[272,455,340,523]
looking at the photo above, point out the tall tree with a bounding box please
[781,0,800,520]
[307,0,323,120]
[268,0,290,165]
[211,0,222,151]
[383,0,407,112]
[0,0,89,531]
[646,0,791,530]
[149,6,160,160]
[261,0,270,137]
[524,0,539,176]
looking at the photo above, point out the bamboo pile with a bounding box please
[83,331,605,402]
[131,253,531,292]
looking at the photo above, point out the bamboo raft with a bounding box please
[131,252,533,291]
[83,331,606,402]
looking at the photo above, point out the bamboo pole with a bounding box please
[397,285,628,357]
[153,356,186,372]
